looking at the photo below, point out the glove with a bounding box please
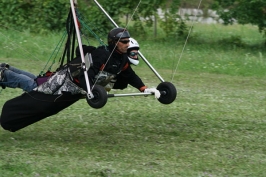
[144,88,161,99]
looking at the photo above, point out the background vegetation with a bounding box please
[213,0,266,36]
[1,0,265,39]
[1,0,266,176]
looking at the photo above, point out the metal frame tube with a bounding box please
[108,92,152,98]
[93,0,165,82]
[70,0,94,98]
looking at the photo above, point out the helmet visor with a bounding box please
[115,31,130,39]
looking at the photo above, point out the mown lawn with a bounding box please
[1,22,266,176]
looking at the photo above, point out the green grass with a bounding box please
[1,23,266,176]
[140,23,266,77]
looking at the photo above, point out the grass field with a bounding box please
[1,23,266,176]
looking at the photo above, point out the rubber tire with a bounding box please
[157,82,177,104]
[86,85,108,109]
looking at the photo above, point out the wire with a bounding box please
[171,0,203,82]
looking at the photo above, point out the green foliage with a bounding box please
[0,0,69,33]
[212,0,266,36]
[79,0,185,39]
[88,0,178,36]
[160,13,188,38]
[177,20,188,37]
[130,21,147,38]
[0,0,187,39]
[219,35,246,47]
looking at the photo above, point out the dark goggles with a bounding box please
[129,51,139,57]
[119,40,130,44]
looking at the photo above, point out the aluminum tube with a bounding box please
[93,0,118,27]
[70,0,93,98]
[108,92,152,98]
[138,52,164,82]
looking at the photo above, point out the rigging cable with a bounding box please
[171,0,203,82]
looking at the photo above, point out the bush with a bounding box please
[219,35,246,47]
[0,0,70,33]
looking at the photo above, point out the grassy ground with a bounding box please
[0,23,266,176]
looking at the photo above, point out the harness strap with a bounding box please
[99,64,105,71]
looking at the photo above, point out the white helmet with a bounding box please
[128,38,140,65]
[128,38,139,50]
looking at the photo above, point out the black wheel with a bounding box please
[157,82,177,104]
[86,85,107,109]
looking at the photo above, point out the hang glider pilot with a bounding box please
[0,27,160,132]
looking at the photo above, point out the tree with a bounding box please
[212,0,266,36]
[0,0,69,33]
[79,0,183,38]
[0,0,185,38]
